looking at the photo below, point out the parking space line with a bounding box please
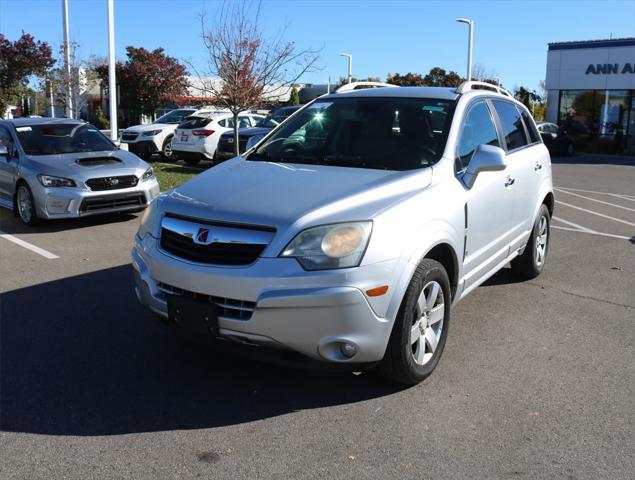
[554,188,635,212]
[0,230,59,259]
[552,216,595,232]
[557,186,635,201]
[555,201,635,227]
[552,225,632,241]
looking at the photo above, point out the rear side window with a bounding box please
[492,100,528,151]
[517,107,541,144]
[456,101,500,170]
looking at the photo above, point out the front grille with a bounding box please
[121,132,139,141]
[157,282,255,321]
[80,193,145,213]
[160,228,267,266]
[86,175,139,191]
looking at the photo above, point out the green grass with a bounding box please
[152,161,207,191]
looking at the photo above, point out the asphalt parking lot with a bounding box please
[1,154,633,479]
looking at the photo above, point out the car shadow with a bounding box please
[480,267,528,287]
[0,265,402,436]
[0,209,139,235]
[551,154,635,166]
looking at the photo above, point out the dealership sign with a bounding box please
[585,63,635,74]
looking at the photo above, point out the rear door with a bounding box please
[457,100,514,290]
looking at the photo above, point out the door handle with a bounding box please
[504,176,515,187]
[534,163,542,171]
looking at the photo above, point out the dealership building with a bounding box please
[545,37,635,149]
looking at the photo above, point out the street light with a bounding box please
[62,0,73,118]
[456,18,473,81]
[107,0,118,141]
[340,53,352,84]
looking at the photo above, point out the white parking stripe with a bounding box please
[552,225,632,241]
[555,200,635,227]
[554,188,635,212]
[557,186,635,201]
[0,230,59,259]
[552,216,595,232]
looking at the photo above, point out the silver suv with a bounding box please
[132,82,553,385]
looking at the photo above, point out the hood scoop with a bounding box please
[76,157,123,166]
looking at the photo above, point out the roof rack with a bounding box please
[335,81,399,93]
[456,81,512,97]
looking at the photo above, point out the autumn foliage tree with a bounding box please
[195,1,320,156]
[96,46,189,124]
[0,32,55,117]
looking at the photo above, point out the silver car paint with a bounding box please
[0,118,160,219]
[133,88,553,364]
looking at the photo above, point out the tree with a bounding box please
[422,67,463,87]
[96,46,189,124]
[289,86,300,105]
[386,72,426,86]
[514,86,542,114]
[0,32,55,117]
[471,63,500,86]
[195,0,320,156]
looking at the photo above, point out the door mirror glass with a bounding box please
[245,134,265,152]
[0,144,8,157]
[462,144,507,189]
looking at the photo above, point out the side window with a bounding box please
[456,101,500,171]
[0,125,15,154]
[492,100,528,151]
[238,117,251,128]
[517,107,541,144]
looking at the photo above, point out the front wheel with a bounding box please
[161,135,175,161]
[378,259,451,385]
[511,204,550,279]
[16,183,40,226]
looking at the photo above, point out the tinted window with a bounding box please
[492,100,528,151]
[155,109,195,124]
[249,97,455,170]
[456,101,500,170]
[178,117,211,130]
[238,117,251,128]
[15,123,115,155]
[0,125,13,148]
[518,107,540,143]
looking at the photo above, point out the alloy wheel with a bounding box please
[535,215,548,266]
[163,139,173,158]
[410,280,445,366]
[17,185,33,223]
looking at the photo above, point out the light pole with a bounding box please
[62,0,73,118]
[340,53,352,84]
[456,18,473,81]
[107,0,118,141]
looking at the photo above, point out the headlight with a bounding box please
[137,199,161,239]
[141,167,154,181]
[142,129,162,136]
[280,221,372,270]
[37,174,76,188]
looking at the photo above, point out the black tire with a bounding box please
[511,204,550,279]
[15,183,40,226]
[183,157,201,166]
[161,135,175,161]
[378,259,451,385]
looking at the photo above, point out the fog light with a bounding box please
[339,342,357,358]
[46,197,70,213]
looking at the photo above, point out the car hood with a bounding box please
[160,157,432,231]
[221,127,272,139]
[25,150,150,182]
[123,123,175,133]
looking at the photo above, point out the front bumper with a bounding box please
[132,235,397,364]
[32,178,160,219]
[124,140,159,156]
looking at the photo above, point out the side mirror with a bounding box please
[0,145,8,157]
[462,144,507,189]
[245,134,265,152]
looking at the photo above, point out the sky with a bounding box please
[1,0,634,92]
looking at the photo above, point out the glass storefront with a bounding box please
[558,89,634,148]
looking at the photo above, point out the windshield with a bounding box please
[15,123,116,155]
[155,109,195,124]
[249,97,454,170]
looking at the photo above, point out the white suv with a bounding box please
[132,82,553,385]
[121,109,196,160]
[170,112,265,165]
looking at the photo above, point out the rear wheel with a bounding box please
[161,135,175,161]
[511,204,550,279]
[378,259,451,385]
[16,183,40,226]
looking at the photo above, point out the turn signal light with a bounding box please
[192,129,215,137]
[366,285,389,297]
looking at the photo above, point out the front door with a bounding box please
[0,125,18,206]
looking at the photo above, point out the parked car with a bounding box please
[132,82,553,385]
[0,118,159,225]
[536,121,574,156]
[216,105,302,162]
[170,111,265,165]
[121,108,196,160]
